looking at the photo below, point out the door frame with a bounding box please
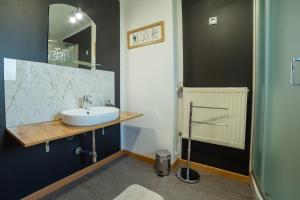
[249,0,258,173]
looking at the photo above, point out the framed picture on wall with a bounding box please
[127,21,165,49]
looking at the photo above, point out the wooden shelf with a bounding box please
[6,112,142,147]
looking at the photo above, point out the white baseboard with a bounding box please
[250,173,264,200]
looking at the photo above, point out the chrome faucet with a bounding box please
[83,95,93,108]
[105,98,114,107]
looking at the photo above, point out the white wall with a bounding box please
[120,0,179,161]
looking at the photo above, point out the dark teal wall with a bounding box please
[182,0,253,175]
[0,0,120,199]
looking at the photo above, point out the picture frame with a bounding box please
[127,21,165,49]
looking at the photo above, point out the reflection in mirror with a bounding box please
[48,4,96,69]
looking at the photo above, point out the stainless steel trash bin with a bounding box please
[155,149,171,176]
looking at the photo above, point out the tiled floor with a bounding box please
[44,157,253,200]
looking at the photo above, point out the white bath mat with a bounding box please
[113,184,164,200]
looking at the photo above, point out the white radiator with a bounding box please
[182,87,248,149]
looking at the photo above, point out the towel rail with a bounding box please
[192,121,228,127]
[192,105,229,110]
[191,105,229,127]
[176,101,200,184]
[177,101,229,184]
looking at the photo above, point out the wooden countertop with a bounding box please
[6,112,142,147]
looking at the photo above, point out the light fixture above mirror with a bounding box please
[75,8,83,20]
[69,8,84,24]
[48,4,97,70]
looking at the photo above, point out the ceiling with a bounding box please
[48,4,94,41]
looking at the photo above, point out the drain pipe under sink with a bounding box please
[75,130,98,163]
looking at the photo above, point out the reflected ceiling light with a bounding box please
[75,8,83,20]
[69,16,77,24]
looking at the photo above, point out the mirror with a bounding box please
[48,4,97,69]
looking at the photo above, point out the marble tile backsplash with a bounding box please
[4,59,115,127]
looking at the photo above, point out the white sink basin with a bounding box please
[61,106,120,126]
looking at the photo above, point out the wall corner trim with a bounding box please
[250,173,265,200]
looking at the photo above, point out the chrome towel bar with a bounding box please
[176,102,229,184]
[192,105,229,110]
[191,105,229,127]
[192,121,228,127]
